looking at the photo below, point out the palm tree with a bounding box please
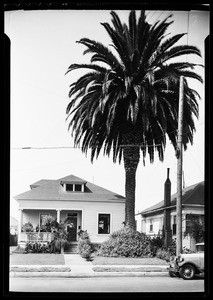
[66,10,202,230]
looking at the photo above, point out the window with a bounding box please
[75,184,82,192]
[172,216,176,235]
[98,214,110,234]
[149,219,153,232]
[66,184,74,191]
[40,214,50,226]
[66,183,83,192]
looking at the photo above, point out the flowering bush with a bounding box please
[24,241,51,253]
[98,226,153,257]
[21,222,34,232]
[78,230,92,260]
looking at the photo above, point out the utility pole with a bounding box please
[176,76,184,256]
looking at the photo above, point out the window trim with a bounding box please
[65,183,84,192]
[39,213,51,227]
[66,183,74,192]
[149,219,153,232]
[97,213,112,235]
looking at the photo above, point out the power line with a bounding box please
[12,123,204,151]
[11,143,166,150]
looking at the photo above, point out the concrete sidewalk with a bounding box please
[10,254,169,278]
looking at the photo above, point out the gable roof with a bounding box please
[14,174,125,203]
[138,181,204,216]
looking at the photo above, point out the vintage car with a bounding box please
[168,243,204,280]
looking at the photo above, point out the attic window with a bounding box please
[75,184,82,192]
[65,183,84,192]
[66,184,74,191]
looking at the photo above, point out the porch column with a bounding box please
[18,208,23,236]
[57,209,61,223]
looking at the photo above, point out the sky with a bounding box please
[4,8,209,220]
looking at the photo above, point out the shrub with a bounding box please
[78,230,92,260]
[182,246,195,254]
[21,222,34,232]
[184,214,205,243]
[51,221,69,253]
[155,248,171,262]
[155,239,176,261]
[149,235,164,256]
[24,241,51,253]
[36,216,59,232]
[98,226,153,257]
[12,245,26,254]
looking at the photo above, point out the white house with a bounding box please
[14,174,125,250]
[10,216,18,235]
[135,169,204,251]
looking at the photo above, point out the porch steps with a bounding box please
[65,243,78,254]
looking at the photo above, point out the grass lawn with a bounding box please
[10,253,65,265]
[91,254,168,265]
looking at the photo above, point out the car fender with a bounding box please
[178,261,202,274]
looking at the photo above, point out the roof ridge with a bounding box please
[139,181,204,215]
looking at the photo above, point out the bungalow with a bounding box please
[135,169,204,251]
[14,174,125,250]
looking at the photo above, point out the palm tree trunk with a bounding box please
[123,132,140,230]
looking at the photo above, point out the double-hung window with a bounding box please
[149,219,153,232]
[172,216,177,235]
[98,214,110,234]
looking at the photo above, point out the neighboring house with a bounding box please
[135,169,204,251]
[14,174,125,249]
[10,216,18,246]
[10,216,18,235]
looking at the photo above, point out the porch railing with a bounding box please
[19,232,54,243]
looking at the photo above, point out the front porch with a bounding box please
[18,208,83,249]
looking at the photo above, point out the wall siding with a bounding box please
[137,207,204,250]
[19,200,125,243]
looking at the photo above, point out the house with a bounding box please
[10,216,18,235]
[135,169,204,251]
[14,174,125,249]
[10,216,18,246]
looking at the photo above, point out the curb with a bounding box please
[10,271,169,278]
[10,264,169,278]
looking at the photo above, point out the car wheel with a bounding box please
[179,264,196,280]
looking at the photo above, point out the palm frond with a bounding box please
[110,11,124,36]
[66,63,107,75]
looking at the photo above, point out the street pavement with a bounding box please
[10,253,169,278]
[9,276,205,293]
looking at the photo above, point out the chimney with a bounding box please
[164,168,171,207]
[163,168,172,247]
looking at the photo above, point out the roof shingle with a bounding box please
[14,174,125,203]
[139,181,204,215]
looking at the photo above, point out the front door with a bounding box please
[66,214,77,241]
